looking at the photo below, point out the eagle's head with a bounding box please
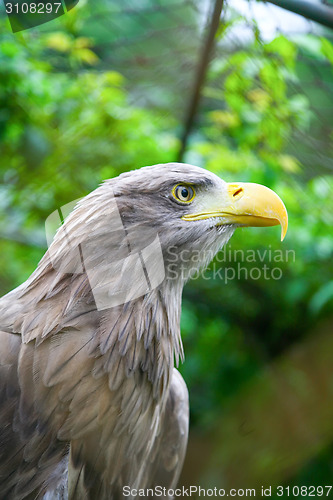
[46,163,287,310]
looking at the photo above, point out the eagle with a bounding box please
[0,163,287,499]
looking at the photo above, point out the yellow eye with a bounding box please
[172,184,195,203]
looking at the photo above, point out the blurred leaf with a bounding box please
[310,281,333,315]
[320,38,333,65]
[265,35,297,68]
[293,34,326,60]
[73,47,99,64]
[44,32,72,52]
[278,154,301,173]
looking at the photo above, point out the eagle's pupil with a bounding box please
[181,188,189,199]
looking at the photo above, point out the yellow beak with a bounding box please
[182,182,288,241]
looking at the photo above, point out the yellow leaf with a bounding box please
[279,155,301,173]
[209,110,240,128]
[45,32,72,52]
[247,88,271,111]
[74,48,99,65]
[74,37,94,49]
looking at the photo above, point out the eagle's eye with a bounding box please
[172,184,195,204]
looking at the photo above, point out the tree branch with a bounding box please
[177,0,225,162]
[265,0,333,29]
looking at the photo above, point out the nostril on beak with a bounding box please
[233,188,243,197]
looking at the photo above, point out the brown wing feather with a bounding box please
[0,330,67,499]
